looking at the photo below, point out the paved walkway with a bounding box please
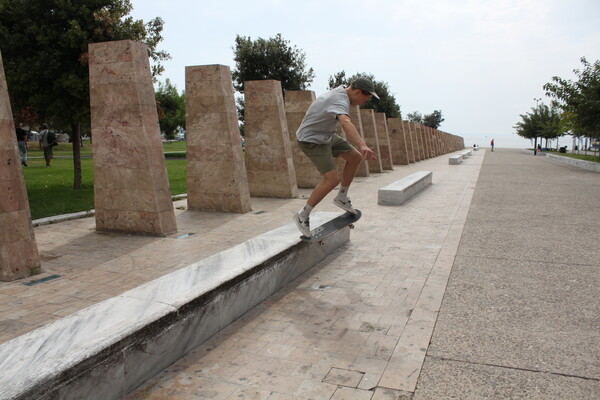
[414,149,600,399]
[1,148,598,399]
[124,150,483,400]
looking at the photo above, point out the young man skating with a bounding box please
[294,77,378,237]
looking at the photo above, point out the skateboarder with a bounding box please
[293,77,378,237]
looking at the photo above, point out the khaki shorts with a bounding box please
[297,134,356,174]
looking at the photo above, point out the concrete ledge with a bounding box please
[33,210,96,227]
[546,154,600,173]
[378,171,433,206]
[0,212,348,400]
[459,150,472,158]
[449,155,463,165]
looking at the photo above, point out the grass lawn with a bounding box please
[549,152,600,163]
[23,154,187,220]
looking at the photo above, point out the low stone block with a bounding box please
[378,171,433,206]
[449,155,463,165]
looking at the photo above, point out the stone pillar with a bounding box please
[387,118,409,165]
[422,124,431,159]
[375,113,394,170]
[350,106,369,177]
[408,122,421,161]
[185,64,252,213]
[416,123,426,160]
[285,90,321,188]
[89,40,177,236]
[244,80,298,198]
[402,120,416,163]
[426,126,434,157]
[0,51,41,281]
[360,109,383,173]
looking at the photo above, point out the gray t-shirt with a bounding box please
[296,85,350,144]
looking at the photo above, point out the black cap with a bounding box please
[352,77,380,99]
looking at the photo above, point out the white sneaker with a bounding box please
[293,211,311,237]
[333,197,357,214]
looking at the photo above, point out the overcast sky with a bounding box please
[130,0,599,148]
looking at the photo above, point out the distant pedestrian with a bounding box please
[490,139,494,152]
[15,126,28,166]
[39,123,53,167]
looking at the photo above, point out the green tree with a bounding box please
[514,102,564,153]
[155,79,185,140]
[0,0,169,188]
[544,57,600,139]
[406,111,423,124]
[232,33,315,124]
[423,110,444,129]
[327,71,401,119]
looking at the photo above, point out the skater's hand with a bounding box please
[360,145,376,161]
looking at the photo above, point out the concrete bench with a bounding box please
[0,212,348,400]
[449,155,463,165]
[459,150,472,158]
[378,171,432,206]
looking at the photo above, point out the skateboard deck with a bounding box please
[300,210,362,243]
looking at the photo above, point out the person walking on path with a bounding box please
[39,123,53,167]
[15,126,28,166]
[293,77,378,237]
[490,138,495,151]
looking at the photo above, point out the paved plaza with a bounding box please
[1,148,598,399]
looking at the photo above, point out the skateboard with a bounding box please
[300,210,362,244]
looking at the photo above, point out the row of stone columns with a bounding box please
[0,40,465,281]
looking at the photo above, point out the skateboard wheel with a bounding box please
[349,224,355,229]
[319,240,325,246]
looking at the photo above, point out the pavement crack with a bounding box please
[430,355,600,382]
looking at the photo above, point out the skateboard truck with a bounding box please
[300,210,362,244]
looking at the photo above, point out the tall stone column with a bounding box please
[426,126,435,157]
[408,122,421,161]
[434,129,442,156]
[402,120,416,163]
[0,51,41,281]
[185,64,251,213]
[285,90,321,188]
[244,80,298,198]
[416,123,427,160]
[89,40,177,236]
[387,118,409,165]
[350,106,369,177]
[421,124,431,159]
[375,113,394,170]
[360,109,383,173]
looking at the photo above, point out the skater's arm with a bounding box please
[338,114,376,160]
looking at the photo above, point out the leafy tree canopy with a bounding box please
[0,0,169,127]
[423,110,444,129]
[232,33,315,94]
[514,103,564,140]
[155,79,185,140]
[544,57,600,137]
[328,71,401,119]
[407,110,444,129]
[406,111,423,124]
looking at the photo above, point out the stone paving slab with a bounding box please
[415,149,600,400]
[414,358,600,400]
[1,149,483,399]
[122,152,484,398]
